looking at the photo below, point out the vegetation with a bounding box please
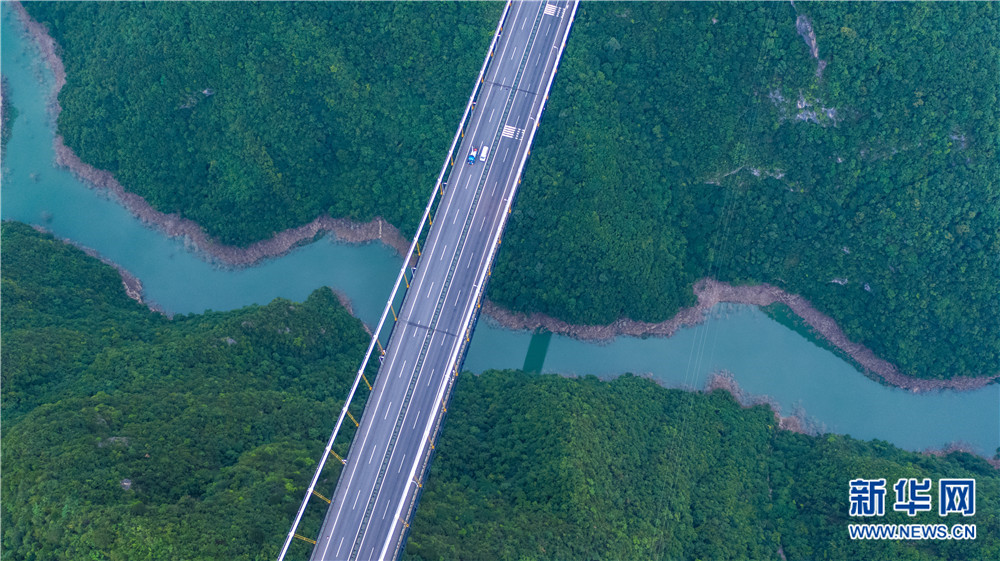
[407,370,999,561]
[1,221,371,560]
[25,2,998,379]
[3,222,996,560]
[23,1,501,246]
[490,2,1000,380]
[761,302,860,371]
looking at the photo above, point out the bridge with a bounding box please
[279,2,578,559]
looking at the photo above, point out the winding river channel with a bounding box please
[3,11,997,456]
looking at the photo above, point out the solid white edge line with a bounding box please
[281,2,516,559]
[380,2,577,560]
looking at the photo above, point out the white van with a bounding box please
[479,145,489,162]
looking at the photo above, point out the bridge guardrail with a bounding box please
[277,3,514,559]
[386,2,581,559]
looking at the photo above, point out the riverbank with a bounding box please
[18,2,996,394]
[704,370,816,435]
[708,370,998,467]
[24,223,146,304]
[14,2,412,267]
[483,279,999,393]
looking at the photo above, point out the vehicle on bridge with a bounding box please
[467,147,478,164]
[479,145,489,162]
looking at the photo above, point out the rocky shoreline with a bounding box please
[27,224,146,305]
[15,2,413,267]
[484,279,999,393]
[704,370,816,435]
[18,2,997,394]
[704,370,998,467]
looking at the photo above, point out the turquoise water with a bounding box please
[3,9,997,455]
[466,305,1000,454]
[0,9,401,321]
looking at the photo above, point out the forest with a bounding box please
[25,2,999,381]
[2,222,372,560]
[4,221,997,560]
[488,2,1000,380]
[22,1,501,245]
[406,370,998,561]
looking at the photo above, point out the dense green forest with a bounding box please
[407,370,999,561]
[23,1,501,245]
[27,2,998,380]
[2,221,372,560]
[489,2,1000,380]
[4,222,997,560]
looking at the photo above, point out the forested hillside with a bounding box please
[489,2,1000,380]
[25,2,997,379]
[3,222,996,560]
[23,1,501,245]
[1,222,371,560]
[407,370,999,561]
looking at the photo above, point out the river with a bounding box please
[2,9,997,456]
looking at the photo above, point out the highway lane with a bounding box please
[310,2,576,559]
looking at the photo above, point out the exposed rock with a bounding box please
[99,436,130,448]
[795,14,819,59]
[924,442,993,465]
[705,370,815,436]
[949,131,968,150]
[483,278,1000,393]
[795,14,827,78]
[16,2,413,270]
[796,110,820,124]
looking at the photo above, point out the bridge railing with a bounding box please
[277,2,514,559]
[386,2,581,558]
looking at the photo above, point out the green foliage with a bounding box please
[2,222,370,560]
[406,370,1000,561]
[489,2,1000,379]
[23,1,501,246]
[26,2,997,379]
[4,222,996,560]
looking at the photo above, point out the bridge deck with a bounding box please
[307,3,577,559]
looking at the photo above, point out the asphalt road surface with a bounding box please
[310,2,576,559]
